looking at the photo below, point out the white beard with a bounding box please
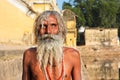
[36,34,64,79]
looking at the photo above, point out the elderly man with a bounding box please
[22,10,81,80]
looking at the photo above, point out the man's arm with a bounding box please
[72,50,81,80]
[22,50,31,80]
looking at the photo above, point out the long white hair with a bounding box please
[33,11,67,80]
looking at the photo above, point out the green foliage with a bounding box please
[62,0,120,28]
[117,6,120,37]
[63,1,86,27]
[62,2,72,9]
[98,0,119,27]
[62,0,120,42]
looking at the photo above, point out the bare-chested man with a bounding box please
[22,10,81,80]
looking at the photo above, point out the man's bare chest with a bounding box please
[29,59,72,80]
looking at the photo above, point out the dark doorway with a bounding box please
[77,32,85,45]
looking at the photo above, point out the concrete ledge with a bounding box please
[0,50,24,57]
[0,50,24,80]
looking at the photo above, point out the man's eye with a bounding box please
[39,24,47,29]
[51,24,57,27]
[39,24,42,28]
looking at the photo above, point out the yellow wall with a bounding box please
[0,0,34,44]
[0,0,56,45]
[65,19,77,47]
[63,9,77,47]
[66,21,76,29]
[0,1,77,46]
[33,3,53,12]
[66,32,76,47]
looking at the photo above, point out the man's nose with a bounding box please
[45,25,51,34]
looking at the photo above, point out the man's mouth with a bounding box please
[44,37,54,40]
[42,36,55,41]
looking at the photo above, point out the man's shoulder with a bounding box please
[63,47,80,65]
[24,46,37,55]
[63,47,80,56]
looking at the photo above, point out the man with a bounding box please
[22,10,81,80]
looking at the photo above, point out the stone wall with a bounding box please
[85,28,118,46]
[78,45,120,80]
[0,50,24,80]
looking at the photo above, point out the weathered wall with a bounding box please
[85,28,118,46]
[78,45,120,80]
[0,50,24,80]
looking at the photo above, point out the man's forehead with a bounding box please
[42,15,57,23]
